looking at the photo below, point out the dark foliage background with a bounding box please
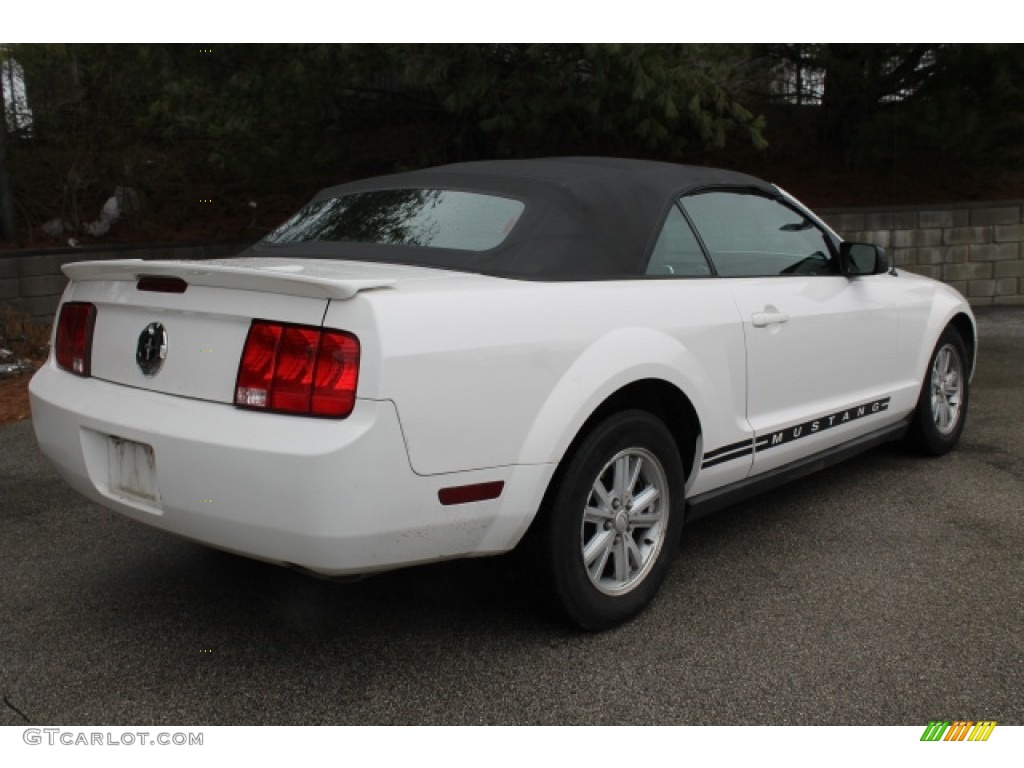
[1,43,1022,246]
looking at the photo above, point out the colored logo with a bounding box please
[920,721,996,742]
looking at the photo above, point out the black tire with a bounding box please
[531,409,685,630]
[906,325,970,456]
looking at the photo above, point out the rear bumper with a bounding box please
[29,362,548,574]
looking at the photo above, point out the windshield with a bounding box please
[263,189,525,252]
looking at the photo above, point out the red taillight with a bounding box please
[55,302,97,377]
[234,320,360,418]
[311,327,360,417]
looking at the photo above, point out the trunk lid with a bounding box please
[61,257,443,403]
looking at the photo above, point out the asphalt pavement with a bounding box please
[1,308,1021,725]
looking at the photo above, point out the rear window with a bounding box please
[263,189,525,252]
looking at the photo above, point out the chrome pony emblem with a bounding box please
[136,322,168,376]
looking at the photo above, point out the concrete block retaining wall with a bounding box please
[819,201,1024,306]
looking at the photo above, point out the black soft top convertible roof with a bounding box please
[252,157,779,279]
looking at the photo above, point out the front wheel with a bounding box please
[533,410,685,630]
[906,325,970,456]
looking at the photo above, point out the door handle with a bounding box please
[752,311,790,327]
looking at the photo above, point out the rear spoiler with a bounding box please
[62,259,395,301]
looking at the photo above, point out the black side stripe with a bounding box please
[701,437,756,469]
[701,397,892,470]
[703,438,755,461]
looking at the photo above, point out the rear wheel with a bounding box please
[533,410,685,630]
[906,326,970,456]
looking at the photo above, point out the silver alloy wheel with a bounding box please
[930,343,963,435]
[580,447,670,596]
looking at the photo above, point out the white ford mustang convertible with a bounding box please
[30,158,974,629]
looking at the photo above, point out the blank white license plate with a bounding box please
[107,437,161,507]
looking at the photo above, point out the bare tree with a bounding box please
[0,81,17,242]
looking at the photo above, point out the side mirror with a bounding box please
[840,242,889,276]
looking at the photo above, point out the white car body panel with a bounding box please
[30,366,552,573]
[731,274,909,474]
[365,278,751,490]
[897,270,979,384]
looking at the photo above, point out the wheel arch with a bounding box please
[905,312,973,456]
[563,379,702,486]
[517,377,703,549]
[910,286,978,389]
[514,327,717,470]
[949,311,977,379]
[506,325,733,552]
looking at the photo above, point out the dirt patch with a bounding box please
[0,372,36,426]
[1,308,50,426]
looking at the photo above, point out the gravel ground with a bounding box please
[1,307,1021,725]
